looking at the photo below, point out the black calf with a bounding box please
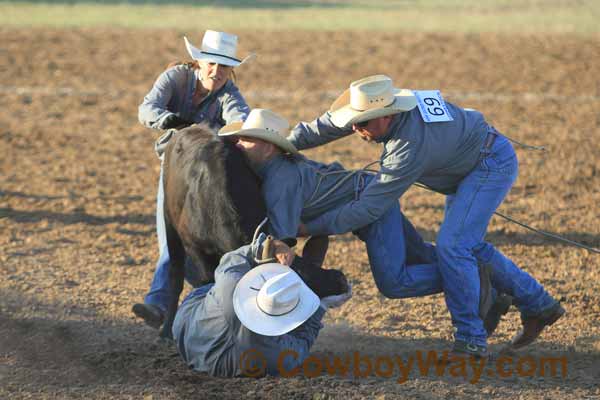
[160,125,347,338]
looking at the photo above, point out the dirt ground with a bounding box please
[1,28,599,399]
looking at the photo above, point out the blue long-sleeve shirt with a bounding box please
[287,102,489,235]
[255,154,367,240]
[171,235,325,377]
[138,64,250,131]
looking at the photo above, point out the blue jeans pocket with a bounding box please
[482,137,518,177]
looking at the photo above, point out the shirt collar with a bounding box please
[374,112,406,143]
[255,154,286,179]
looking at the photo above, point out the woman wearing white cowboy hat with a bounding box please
[171,233,351,377]
[285,74,564,358]
[134,30,254,329]
[139,30,253,132]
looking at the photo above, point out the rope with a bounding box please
[304,160,381,209]
[252,217,269,244]
[267,147,598,254]
[412,183,600,255]
[493,211,600,254]
[505,135,547,152]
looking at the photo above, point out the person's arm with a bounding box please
[213,239,263,317]
[263,167,305,241]
[261,307,326,376]
[220,85,250,124]
[138,68,182,130]
[287,112,353,151]
[304,143,425,235]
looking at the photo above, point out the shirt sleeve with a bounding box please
[138,68,179,130]
[263,168,305,240]
[221,85,250,124]
[261,307,326,376]
[213,241,260,320]
[305,140,425,235]
[287,112,353,151]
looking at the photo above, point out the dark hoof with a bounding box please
[290,255,349,298]
[132,303,164,330]
[159,323,174,340]
[314,269,349,298]
[484,294,512,337]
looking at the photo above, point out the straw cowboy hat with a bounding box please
[218,109,299,155]
[184,30,254,67]
[329,74,418,128]
[233,263,320,336]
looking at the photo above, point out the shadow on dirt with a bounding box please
[0,189,144,203]
[2,290,598,394]
[0,206,154,226]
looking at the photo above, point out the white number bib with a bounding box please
[412,90,453,123]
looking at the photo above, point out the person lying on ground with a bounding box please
[171,233,351,377]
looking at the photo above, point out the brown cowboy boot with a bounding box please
[511,302,565,349]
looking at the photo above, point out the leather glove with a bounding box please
[258,235,295,266]
[161,114,190,130]
[320,283,352,311]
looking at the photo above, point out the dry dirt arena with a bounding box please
[1,28,600,399]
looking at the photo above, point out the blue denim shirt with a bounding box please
[255,154,366,240]
[287,102,489,235]
[138,64,250,131]
[171,235,325,377]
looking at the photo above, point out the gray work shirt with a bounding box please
[287,102,489,235]
[172,236,326,377]
[256,154,366,240]
[138,64,250,131]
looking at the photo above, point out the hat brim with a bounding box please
[233,263,320,337]
[218,124,299,155]
[329,88,418,128]
[184,36,253,67]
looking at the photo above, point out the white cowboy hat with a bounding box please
[328,74,417,128]
[218,109,299,155]
[233,263,320,337]
[184,30,253,67]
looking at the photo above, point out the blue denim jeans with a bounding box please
[355,202,445,299]
[145,166,200,312]
[436,131,557,347]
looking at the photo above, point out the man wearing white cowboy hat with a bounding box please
[171,233,351,377]
[134,30,254,331]
[286,74,564,357]
[219,108,532,350]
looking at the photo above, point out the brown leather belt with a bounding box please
[481,130,497,153]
